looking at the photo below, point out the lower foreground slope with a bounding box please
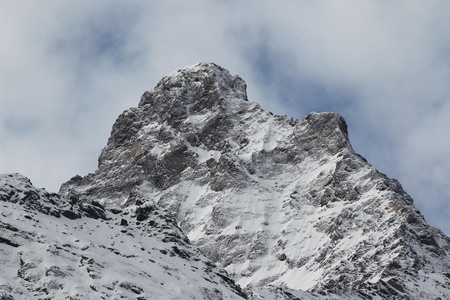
[0,173,246,299]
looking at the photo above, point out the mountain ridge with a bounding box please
[2,62,450,299]
[0,172,247,299]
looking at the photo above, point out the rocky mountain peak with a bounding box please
[98,62,248,163]
[55,63,450,299]
[61,63,351,206]
[139,62,247,111]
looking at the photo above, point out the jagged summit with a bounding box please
[61,63,351,205]
[139,62,248,108]
[3,63,449,299]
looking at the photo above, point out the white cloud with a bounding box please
[1,1,449,235]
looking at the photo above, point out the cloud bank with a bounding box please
[1,1,449,235]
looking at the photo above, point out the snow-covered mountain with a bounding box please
[2,63,450,299]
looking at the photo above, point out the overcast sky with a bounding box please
[1,1,449,236]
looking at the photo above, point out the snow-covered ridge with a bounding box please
[0,173,246,299]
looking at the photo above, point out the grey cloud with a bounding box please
[1,1,449,235]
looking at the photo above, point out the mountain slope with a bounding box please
[2,62,448,299]
[58,63,450,299]
[0,173,246,299]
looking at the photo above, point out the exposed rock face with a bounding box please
[3,62,450,299]
[58,62,450,299]
[0,173,106,220]
[0,173,246,299]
